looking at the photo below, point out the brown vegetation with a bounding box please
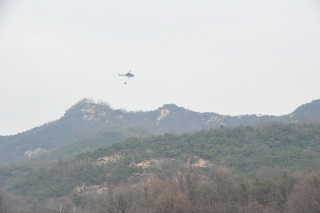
[91,168,319,213]
[286,171,320,213]
[3,168,320,212]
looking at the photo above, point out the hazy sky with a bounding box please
[1,0,320,135]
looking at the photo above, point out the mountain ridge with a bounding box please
[0,98,319,164]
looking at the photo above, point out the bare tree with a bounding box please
[0,188,5,209]
[197,168,237,213]
[286,171,320,213]
[175,168,201,212]
[154,179,191,213]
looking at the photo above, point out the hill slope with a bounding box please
[0,99,319,164]
[1,122,320,201]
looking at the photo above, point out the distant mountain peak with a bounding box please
[289,99,320,122]
[160,104,189,112]
[161,103,179,109]
[292,99,320,113]
[0,98,319,164]
[64,98,112,117]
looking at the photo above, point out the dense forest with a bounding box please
[1,122,320,212]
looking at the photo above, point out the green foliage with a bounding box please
[0,122,320,202]
[80,122,320,175]
[73,194,86,206]
[106,161,135,182]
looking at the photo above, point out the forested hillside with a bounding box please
[1,99,319,164]
[1,122,320,212]
[78,122,320,175]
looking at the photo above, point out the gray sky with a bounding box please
[1,0,320,135]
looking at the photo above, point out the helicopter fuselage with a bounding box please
[119,72,134,77]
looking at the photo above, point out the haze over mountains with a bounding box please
[0,98,320,212]
[0,98,319,164]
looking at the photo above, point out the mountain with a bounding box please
[287,99,320,122]
[1,122,320,201]
[0,98,319,164]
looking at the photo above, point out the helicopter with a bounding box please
[118,70,134,78]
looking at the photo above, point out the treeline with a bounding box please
[1,167,320,213]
